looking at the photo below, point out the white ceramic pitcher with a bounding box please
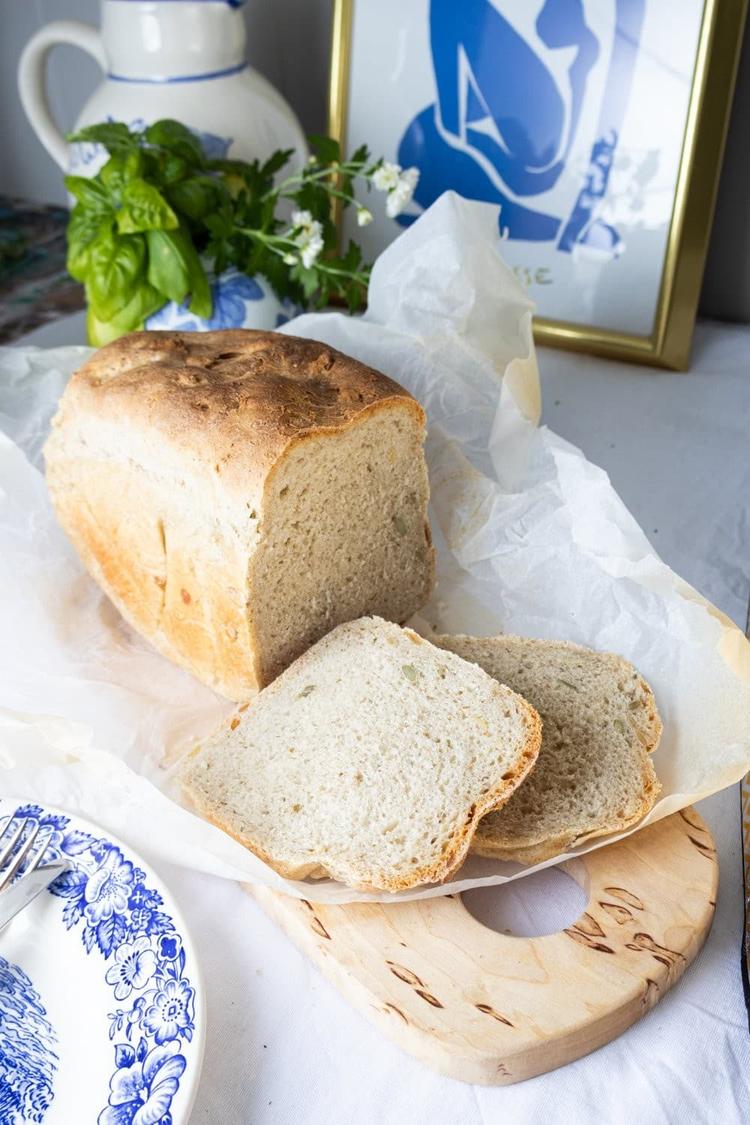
[18,0,307,175]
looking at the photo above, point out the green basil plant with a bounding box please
[65,120,420,346]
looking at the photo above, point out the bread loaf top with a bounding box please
[49,329,425,503]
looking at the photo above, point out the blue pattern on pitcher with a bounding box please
[146,269,301,333]
[147,271,263,331]
[70,118,231,172]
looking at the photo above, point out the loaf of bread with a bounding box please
[45,330,435,700]
[434,634,662,863]
[181,617,542,891]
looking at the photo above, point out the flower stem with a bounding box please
[263,159,371,202]
[318,263,370,285]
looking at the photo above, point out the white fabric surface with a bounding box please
[10,313,750,1123]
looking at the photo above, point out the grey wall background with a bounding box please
[2,0,749,322]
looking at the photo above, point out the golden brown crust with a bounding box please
[57,329,424,500]
[45,329,431,700]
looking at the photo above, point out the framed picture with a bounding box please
[329,0,747,369]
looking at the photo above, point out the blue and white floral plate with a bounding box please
[0,799,205,1124]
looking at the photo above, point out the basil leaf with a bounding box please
[140,149,164,184]
[167,175,225,221]
[146,228,191,304]
[66,207,111,282]
[187,252,212,319]
[100,150,144,193]
[145,119,204,166]
[64,175,112,212]
[67,122,137,153]
[86,280,165,346]
[146,228,212,318]
[162,155,188,185]
[116,180,179,233]
[87,228,147,320]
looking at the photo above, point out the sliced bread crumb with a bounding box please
[181,617,542,890]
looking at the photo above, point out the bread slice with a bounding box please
[45,329,434,700]
[181,617,542,891]
[433,634,662,863]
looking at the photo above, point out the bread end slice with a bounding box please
[433,633,661,864]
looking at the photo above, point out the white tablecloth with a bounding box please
[13,315,750,1124]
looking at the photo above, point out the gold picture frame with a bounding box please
[329,0,747,370]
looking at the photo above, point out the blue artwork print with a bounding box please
[0,957,57,1124]
[397,0,645,257]
[0,805,196,1125]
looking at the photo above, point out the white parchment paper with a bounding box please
[1,192,749,903]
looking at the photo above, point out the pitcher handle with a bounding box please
[18,20,107,171]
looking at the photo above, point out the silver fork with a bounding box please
[0,816,68,930]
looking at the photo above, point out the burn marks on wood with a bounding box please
[678,809,717,860]
[475,1003,514,1027]
[386,961,443,1009]
[386,961,425,988]
[625,932,686,971]
[300,899,332,941]
[381,1002,409,1024]
[604,886,644,910]
[564,912,615,954]
[598,886,645,924]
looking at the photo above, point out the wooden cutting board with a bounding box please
[249,807,717,1085]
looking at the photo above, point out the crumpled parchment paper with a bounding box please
[1,191,749,903]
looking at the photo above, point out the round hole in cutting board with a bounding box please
[461,867,587,938]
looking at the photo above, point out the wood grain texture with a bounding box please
[249,808,717,1085]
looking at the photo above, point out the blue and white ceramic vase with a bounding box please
[18,0,307,176]
[146,268,302,333]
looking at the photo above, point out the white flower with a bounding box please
[301,244,322,269]
[291,209,314,230]
[385,167,419,218]
[299,229,323,268]
[356,207,373,227]
[282,252,298,265]
[372,161,401,193]
[290,210,324,270]
[372,163,420,218]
